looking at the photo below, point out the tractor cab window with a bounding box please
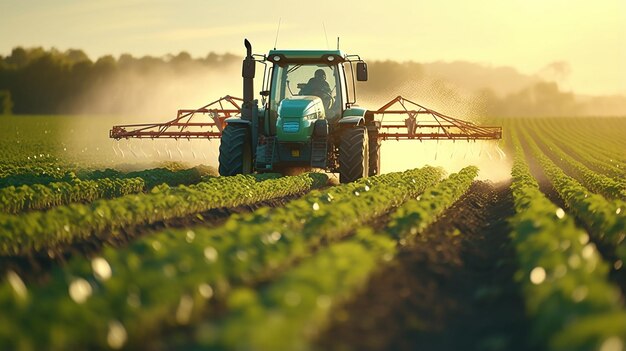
[270,64,341,120]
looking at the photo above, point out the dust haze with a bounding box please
[63,61,245,169]
[358,76,511,183]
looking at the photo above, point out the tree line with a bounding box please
[0,47,624,116]
[0,47,239,114]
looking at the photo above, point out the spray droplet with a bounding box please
[204,247,218,262]
[176,294,194,325]
[69,278,93,304]
[555,208,565,219]
[312,202,320,211]
[7,270,27,300]
[186,230,195,243]
[92,257,112,281]
[107,320,127,349]
[599,337,623,351]
[198,284,214,299]
[530,267,546,284]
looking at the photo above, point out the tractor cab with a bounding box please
[263,50,367,128]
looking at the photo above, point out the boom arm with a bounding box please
[374,96,502,141]
[109,96,242,139]
[109,95,501,141]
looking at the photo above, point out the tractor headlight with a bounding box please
[304,113,317,120]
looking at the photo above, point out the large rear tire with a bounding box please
[218,124,252,176]
[339,126,369,183]
[368,135,381,176]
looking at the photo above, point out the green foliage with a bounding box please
[520,128,626,252]
[199,167,475,350]
[0,177,145,214]
[387,166,478,239]
[0,172,327,256]
[0,167,441,350]
[508,130,626,351]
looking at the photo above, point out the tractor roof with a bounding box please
[267,49,346,65]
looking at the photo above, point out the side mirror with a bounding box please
[356,62,368,81]
[259,90,270,97]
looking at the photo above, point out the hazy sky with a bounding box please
[1,0,624,96]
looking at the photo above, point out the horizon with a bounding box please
[2,0,625,96]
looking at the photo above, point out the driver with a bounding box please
[300,69,332,109]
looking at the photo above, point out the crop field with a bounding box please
[0,115,625,351]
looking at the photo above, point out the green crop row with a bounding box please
[521,129,626,255]
[509,131,626,351]
[532,118,626,171]
[0,172,324,256]
[525,123,625,200]
[0,177,145,214]
[0,165,217,214]
[201,167,478,351]
[0,167,443,350]
[0,164,216,190]
[386,166,478,239]
[536,122,625,180]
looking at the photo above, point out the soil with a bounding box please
[517,135,566,209]
[314,181,534,351]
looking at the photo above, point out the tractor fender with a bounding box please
[224,117,252,126]
[339,106,370,127]
[338,116,365,127]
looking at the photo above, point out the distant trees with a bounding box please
[0,47,240,114]
[0,46,624,116]
[0,90,12,114]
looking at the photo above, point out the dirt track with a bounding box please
[315,181,533,351]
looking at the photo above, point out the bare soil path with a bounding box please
[315,181,533,351]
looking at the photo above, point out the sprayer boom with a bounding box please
[109,96,242,139]
[374,96,502,141]
[110,95,501,142]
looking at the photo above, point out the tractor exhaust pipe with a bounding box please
[242,39,255,120]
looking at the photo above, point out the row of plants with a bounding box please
[521,129,626,259]
[510,131,626,350]
[0,165,218,214]
[0,167,444,350]
[204,167,479,351]
[536,117,626,169]
[0,172,324,256]
[0,177,145,214]
[202,166,478,349]
[526,118,625,183]
[528,126,625,200]
[0,163,216,189]
[529,118,625,180]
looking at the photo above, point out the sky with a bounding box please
[1,0,625,96]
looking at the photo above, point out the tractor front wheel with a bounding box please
[218,124,252,176]
[339,126,369,183]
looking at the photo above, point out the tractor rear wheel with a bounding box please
[218,124,252,176]
[339,126,369,183]
[368,135,381,176]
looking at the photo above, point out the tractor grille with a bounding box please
[282,121,300,133]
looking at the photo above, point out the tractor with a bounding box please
[110,39,502,183]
